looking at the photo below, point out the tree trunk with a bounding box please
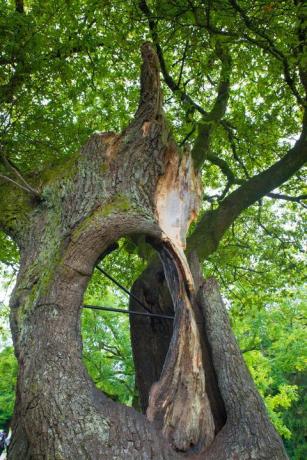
[6,43,288,459]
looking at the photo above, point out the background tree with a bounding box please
[0,0,306,459]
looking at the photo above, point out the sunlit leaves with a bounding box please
[232,287,307,441]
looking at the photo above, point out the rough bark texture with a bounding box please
[7,43,186,459]
[3,43,289,459]
[196,275,288,460]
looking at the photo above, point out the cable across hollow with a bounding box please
[82,304,174,320]
[95,264,153,314]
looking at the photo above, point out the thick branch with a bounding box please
[206,154,307,204]
[191,44,232,171]
[189,118,307,260]
[208,45,232,121]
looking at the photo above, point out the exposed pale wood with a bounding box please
[146,244,215,453]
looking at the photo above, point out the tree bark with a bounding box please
[3,43,288,459]
[195,274,288,460]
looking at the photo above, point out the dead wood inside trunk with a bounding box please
[145,241,215,453]
[130,252,289,459]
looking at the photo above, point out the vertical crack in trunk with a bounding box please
[146,241,215,453]
[145,142,216,452]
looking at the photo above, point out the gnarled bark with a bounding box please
[197,275,288,460]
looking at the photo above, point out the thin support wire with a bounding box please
[82,304,174,320]
[95,264,153,314]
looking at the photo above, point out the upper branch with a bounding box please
[296,0,307,94]
[139,0,208,117]
[188,114,307,260]
[191,44,232,171]
[228,0,305,106]
[133,42,163,122]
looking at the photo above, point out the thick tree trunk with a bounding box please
[5,43,288,459]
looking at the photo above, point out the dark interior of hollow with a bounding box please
[97,237,226,433]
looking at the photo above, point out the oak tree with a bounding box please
[0,1,306,458]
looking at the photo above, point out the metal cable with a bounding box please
[82,304,174,320]
[95,264,153,314]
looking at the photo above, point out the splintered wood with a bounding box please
[147,143,215,453]
[146,244,215,452]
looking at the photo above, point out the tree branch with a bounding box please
[296,0,307,93]
[0,150,41,199]
[206,154,306,205]
[228,0,304,106]
[15,0,24,13]
[139,0,208,117]
[0,174,37,196]
[206,153,237,185]
[267,192,307,203]
[188,115,307,260]
[191,43,232,170]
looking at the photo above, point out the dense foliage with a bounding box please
[0,0,306,458]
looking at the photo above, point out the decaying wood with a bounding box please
[146,243,215,453]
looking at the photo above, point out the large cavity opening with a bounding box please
[80,236,174,411]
